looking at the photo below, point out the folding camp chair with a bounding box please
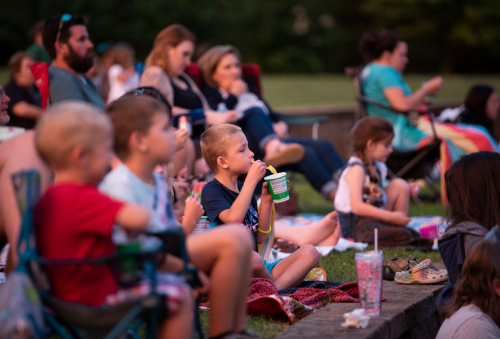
[12,170,203,339]
[345,66,441,201]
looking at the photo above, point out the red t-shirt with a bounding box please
[35,184,124,307]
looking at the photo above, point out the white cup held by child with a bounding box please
[264,172,290,203]
[192,216,209,234]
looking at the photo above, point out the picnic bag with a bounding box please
[0,272,46,339]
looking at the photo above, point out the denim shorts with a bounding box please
[337,212,357,239]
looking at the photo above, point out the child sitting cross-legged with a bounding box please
[34,102,194,339]
[100,96,256,339]
[200,124,320,290]
[334,116,424,246]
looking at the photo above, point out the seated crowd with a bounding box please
[0,13,499,339]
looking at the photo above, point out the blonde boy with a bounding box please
[200,124,320,290]
[34,102,194,339]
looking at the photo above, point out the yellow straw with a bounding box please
[253,161,277,174]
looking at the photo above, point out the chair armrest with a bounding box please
[357,95,408,115]
[146,227,187,261]
[25,249,161,267]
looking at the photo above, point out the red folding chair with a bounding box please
[30,62,50,111]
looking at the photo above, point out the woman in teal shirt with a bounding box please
[359,30,443,151]
[358,30,499,202]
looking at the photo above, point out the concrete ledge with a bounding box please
[276,281,445,339]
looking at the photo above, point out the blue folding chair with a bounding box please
[12,170,203,339]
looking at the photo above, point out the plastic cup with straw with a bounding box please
[355,228,383,316]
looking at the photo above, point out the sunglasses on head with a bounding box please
[55,13,72,43]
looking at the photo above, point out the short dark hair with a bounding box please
[358,30,403,62]
[105,95,169,160]
[42,14,86,60]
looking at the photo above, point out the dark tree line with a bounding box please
[1,0,500,73]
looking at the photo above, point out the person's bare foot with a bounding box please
[318,212,340,246]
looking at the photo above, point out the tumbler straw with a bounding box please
[375,228,378,252]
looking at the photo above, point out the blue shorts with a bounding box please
[263,258,282,275]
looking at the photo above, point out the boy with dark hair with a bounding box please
[34,101,194,339]
[200,124,320,290]
[101,96,256,339]
[42,14,103,108]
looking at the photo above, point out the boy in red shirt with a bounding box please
[34,102,194,339]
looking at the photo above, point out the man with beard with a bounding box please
[42,14,104,109]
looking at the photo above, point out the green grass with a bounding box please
[262,74,500,108]
[2,66,500,108]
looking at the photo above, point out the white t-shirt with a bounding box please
[107,64,140,104]
[334,156,387,213]
[436,304,500,339]
[99,164,178,247]
[234,92,269,115]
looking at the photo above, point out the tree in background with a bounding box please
[362,0,500,73]
[0,0,499,73]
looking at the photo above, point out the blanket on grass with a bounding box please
[246,278,385,323]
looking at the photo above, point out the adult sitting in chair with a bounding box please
[358,29,499,185]
[143,25,304,172]
[42,14,104,109]
[198,45,345,201]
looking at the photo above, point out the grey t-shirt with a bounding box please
[436,304,500,339]
[49,65,104,109]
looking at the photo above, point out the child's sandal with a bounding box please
[383,255,408,280]
[394,261,448,284]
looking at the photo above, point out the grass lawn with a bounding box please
[1,66,500,108]
[261,73,500,108]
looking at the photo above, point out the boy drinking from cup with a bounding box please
[200,124,320,290]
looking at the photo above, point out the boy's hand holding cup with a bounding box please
[184,195,205,226]
[261,182,274,204]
